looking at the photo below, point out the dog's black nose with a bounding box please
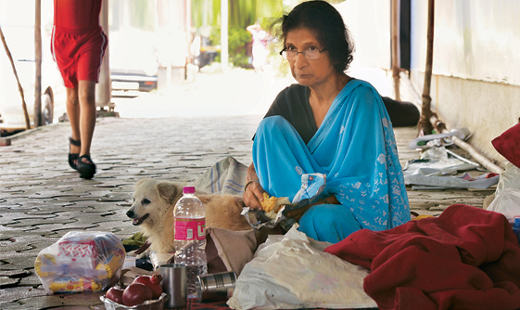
[126,210,134,218]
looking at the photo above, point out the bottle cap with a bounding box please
[183,186,195,194]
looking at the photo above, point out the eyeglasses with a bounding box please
[280,47,328,60]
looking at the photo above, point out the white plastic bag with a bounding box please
[227,226,376,310]
[494,163,520,196]
[488,163,520,222]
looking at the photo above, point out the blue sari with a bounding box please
[253,80,410,243]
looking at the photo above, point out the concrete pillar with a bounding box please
[96,0,112,110]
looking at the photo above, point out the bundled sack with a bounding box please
[488,123,520,221]
[35,231,126,293]
[487,163,520,222]
[227,225,376,310]
[492,122,520,169]
[206,227,259,276]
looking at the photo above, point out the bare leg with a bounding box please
[77,80,97,162]
[66,87,81,156]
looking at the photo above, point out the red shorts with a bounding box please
[51,26,107,88]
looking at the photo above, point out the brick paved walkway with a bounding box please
[0,70,495,310]
[0,114,262,309]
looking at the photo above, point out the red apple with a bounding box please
[122,283,153,306]
[106,287,124,304]
[132,274,163,299]
[151,274,163,285]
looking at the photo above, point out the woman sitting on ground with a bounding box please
[243,0,411,243]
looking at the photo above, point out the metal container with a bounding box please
[195,271,236,302]
[159,263,187,309]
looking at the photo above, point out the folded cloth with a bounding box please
[324,204,520,310]
[195,156,248,195]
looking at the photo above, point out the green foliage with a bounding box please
[229,27,252,52]
[192,0,285,68]
[229,0,256,28]
[192,0,220,29]
[192,0,283,28]
[129,0,155,32]
[210,26,252,68]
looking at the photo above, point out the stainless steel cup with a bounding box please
[195,271,236,302]
[159,263,187,309]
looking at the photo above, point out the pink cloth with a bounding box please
[325,204,520,310]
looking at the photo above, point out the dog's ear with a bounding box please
[157,182,179,204]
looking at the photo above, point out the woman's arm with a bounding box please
[243,163,265,210]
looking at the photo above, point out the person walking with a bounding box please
[51,0,107,179]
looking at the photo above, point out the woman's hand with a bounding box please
[243,163,265,210]
[243,180,266,210]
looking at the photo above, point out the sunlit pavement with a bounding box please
[0,68,494,309]
[113,67,294,118]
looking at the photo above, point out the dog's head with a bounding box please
[126,179,184,230]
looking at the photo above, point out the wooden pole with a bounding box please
[391,0,401,101]
[0,26,31,130]
[451,135,504,174]
[417,0,435,135]
[221,0,229,69]
[34,0,42,127]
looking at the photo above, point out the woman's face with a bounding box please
[285,27,335,87]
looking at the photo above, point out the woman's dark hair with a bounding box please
[276,0,355,73]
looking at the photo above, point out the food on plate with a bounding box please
[132,274,163,299]
[106,287,124,304]
[122,283,153,306]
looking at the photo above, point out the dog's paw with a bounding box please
[135,249,150,260]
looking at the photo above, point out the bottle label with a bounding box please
[174,218,206,241]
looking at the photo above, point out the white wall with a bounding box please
[337,0,520,167]
[409,0,520,166]
[411,0,520,86]
[335,0,391,71]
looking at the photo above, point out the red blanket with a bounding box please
[325,204,520,310]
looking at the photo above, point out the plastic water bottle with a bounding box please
[173,186,207,297]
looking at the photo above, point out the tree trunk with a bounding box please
[221,0,229,69]
[417,0,436,135]
[391,0,401,101]
[0,26,31,130]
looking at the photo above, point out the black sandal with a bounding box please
[68,137,81,170]
[77,155,96,179]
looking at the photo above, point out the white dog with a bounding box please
[126,178,252,253]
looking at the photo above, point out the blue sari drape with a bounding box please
[253,80,410,233]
